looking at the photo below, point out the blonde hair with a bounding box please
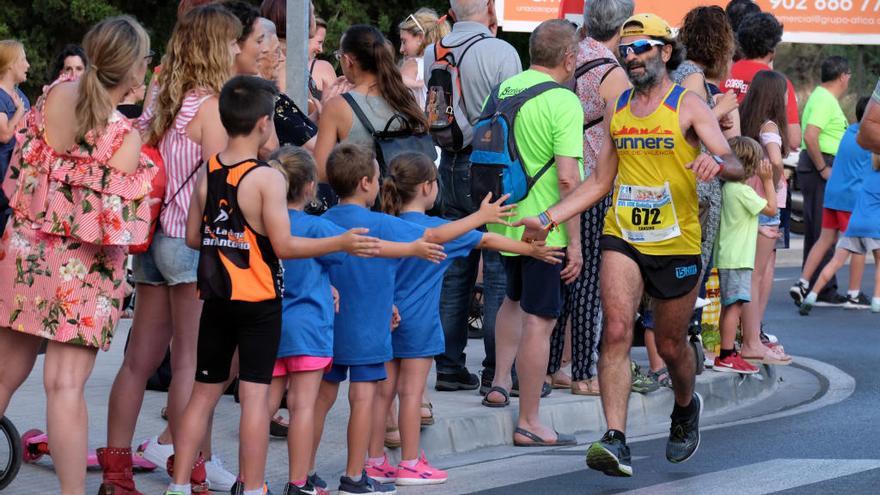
[148,5,241,145]
[398,8,451,56]
[77,16,150,141]
[0,40,24,76]
[728,136,763,179]
[269,146,317,202]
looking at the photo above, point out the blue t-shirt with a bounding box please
[393,212,483,358]
[844,167,880,239]
[322,203,425,365]
[0,87,29,181]
[824,124,873,212]
[277,210,347,359]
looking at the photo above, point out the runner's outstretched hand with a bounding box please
[341,228,381,257]
[687,153,722,182]
[513,216,551,243]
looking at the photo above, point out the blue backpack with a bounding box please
[469,81,564,207]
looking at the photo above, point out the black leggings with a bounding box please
[547,194,611,381]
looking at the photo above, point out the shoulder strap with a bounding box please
[497,81,564,114]
[341,93,377,135]
[574,57,617,81]
[614,88,632,113]
[309,58,317,74]
[453,34,489,67]
[164,160,202,208]
[664,85,687,111]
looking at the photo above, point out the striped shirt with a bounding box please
[138,89,214,238]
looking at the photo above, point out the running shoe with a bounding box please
[395,453,448,485]
[872,298,880,313]
[283,480,326,495]
[647,367,673,388]
[713,352,759,374]
[205,455,236,491]
[666,393,702,464]
[759,324,779,345]
[307,473,327,490]
[141,435,174,467]
[799,298,814,316]
[789,280,808,306]
[813,292,847,307]
[630,361,659,394]
[364,455,397,483]
[585,431,632,477]
[338,472,396,495]
[230,480,273,495]
[843,292,871,309]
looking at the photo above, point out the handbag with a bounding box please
[341,93,437,178]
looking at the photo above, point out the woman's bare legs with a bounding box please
[0,328,43,416]
[44,340,98,495]
[166,283,203,441]
[107,284,173,448]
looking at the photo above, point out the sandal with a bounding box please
[513,427,576,447]
[270,415,288,438]
[570,378,601,396]
[384,426,401,449]
[511,382,552,398]
[550,371,572,389]
[420,402,434,426]
[481,386,510,408]
[743,345,791,366]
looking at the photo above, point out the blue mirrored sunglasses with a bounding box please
[618,39,666,58]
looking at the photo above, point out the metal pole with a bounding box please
[286,0,310,109]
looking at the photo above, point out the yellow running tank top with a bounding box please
[603,84,701,256]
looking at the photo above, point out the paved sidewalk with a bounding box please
[3,321,778,494]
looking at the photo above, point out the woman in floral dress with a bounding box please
[0,16,155,493]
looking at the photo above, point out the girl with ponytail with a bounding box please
[0,15,156,493]
[398,8,451,108]
[363,152,564,485]
[313,25,428,184]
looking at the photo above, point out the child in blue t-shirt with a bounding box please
[264,146,447,495]
[801,154,880,315]
[361,152,563,485]
[314,143,514,494]
[714,137,780,374]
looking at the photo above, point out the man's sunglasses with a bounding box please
[618,39,665,58]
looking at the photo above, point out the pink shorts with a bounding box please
[272,356,333,378]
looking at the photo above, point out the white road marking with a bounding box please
[618,458,880,495]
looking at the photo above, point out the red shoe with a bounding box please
[166,453,209,493]
[713,352,759,374]
[97,447,143,495]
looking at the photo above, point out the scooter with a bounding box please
[21,429,157,471]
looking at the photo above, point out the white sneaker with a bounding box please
[205,455,236,492]
[694,297,711,310]
[141,435,174,468]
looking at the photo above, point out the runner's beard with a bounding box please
[627,52,666,94]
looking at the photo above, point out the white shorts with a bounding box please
[837,236,880,255]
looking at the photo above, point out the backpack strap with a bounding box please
[341,93,377,135]
[574,57,617,81]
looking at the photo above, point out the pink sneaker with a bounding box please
[365,455,397,483]
[395,453,448,486]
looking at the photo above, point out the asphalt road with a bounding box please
[467,264,880,494]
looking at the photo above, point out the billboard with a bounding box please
[498,0,880,44]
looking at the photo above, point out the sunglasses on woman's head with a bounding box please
[618,39,665,58]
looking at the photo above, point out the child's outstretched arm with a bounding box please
[756,158,778,217]
[422,192,515,245]
[377,239,447,263]
[478,232,565,265]
[260,169,381,258]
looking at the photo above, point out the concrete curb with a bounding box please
[420,365,778,456]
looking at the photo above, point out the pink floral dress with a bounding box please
[0,78,157,350]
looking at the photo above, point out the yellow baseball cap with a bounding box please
[620,13,673,40]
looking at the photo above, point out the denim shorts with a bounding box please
[758,211,781,226]
[132,230,199,286]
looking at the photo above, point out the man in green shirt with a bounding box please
[481,19,584,448]
[796,55,850,303]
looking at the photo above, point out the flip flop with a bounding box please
[743,346,792,366]
[481,386,510,408]
[513,427,577,447]
[420,402,435,426]
[571,379,601,396]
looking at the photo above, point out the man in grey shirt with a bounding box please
[424,0,522,393]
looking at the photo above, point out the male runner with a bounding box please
[517,14,745,476]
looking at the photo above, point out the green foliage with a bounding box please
[0,0,179,100]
